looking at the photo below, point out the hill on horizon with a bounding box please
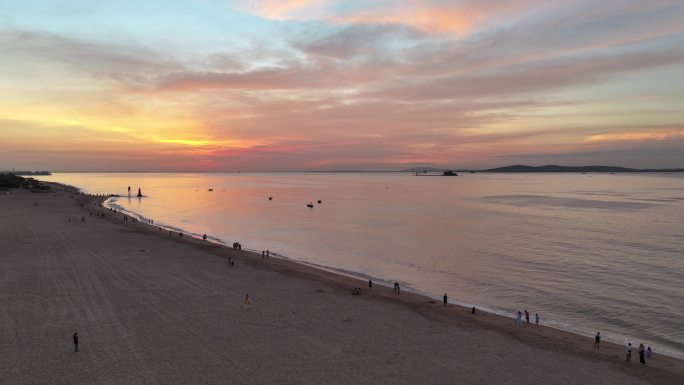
[481,165,684,172]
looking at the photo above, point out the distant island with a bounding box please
[0,170,51,176]
[403,165,684,173]
[481,165,684,173]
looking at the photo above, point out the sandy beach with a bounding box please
[1,186,682,385]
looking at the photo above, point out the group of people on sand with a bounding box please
[625,342,652,364]
[232,242,242,250]
[594,332,652,364]
[67,216,86,223]
[516,310,540,327]
[261,250,271,258]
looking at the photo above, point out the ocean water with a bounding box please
[38,172,684,358]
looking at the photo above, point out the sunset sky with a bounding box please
[1,0,683,171]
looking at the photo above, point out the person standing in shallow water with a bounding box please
[73,332,78,352]
[594,332,601,348]
[443,293,448,307]
[516,311,523,327]
[524,310,530,326]
[393,282,400,294]
[626,343,632,362]
[638,344,646,364]
[534,313,540,326]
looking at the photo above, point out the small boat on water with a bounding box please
[208,188,213,191]
[317,199,322,204]
[443,170,458,176]
[306,203,314,208]
[268,196,273,201]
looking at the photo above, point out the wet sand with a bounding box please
[1,186,681,384]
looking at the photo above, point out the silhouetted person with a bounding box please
[443,293,448,306]
[203,234,207,240]
[639,344,646,364]
[73,332,78,352]
[393,282,400,294]
[626,342,632,361]
[368,280,372,288]
[516,311,523,327]
[524,310,530,325]
[594,332,601,348]
[535,313,540,326]
[471,306,476,314]
[646,346,652,359]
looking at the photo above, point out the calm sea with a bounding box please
[38,172,684,358]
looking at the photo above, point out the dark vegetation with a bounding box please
[0,173,50,190]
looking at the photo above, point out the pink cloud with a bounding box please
[236,0,332,19]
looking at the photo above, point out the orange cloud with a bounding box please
[584,129,684,143]
[334,6,479,35]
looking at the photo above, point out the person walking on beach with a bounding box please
[368,280,372,288]
[443,293,448,307]
[524,310,530,326]
[534,313,540,326]
[646,346,652,359]
[516,311,523,327]
[626,342,632,362]
[638,344,646,364]
[393,282,400,294]
[73,332,79,352]
[594,332,601,348]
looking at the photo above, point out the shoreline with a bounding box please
[2,184,682,384]
[101,191,682,360]
[87,188,684,377]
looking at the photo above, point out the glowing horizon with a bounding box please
[1,0,683,171]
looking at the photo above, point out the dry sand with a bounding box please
[1,186,682,384]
